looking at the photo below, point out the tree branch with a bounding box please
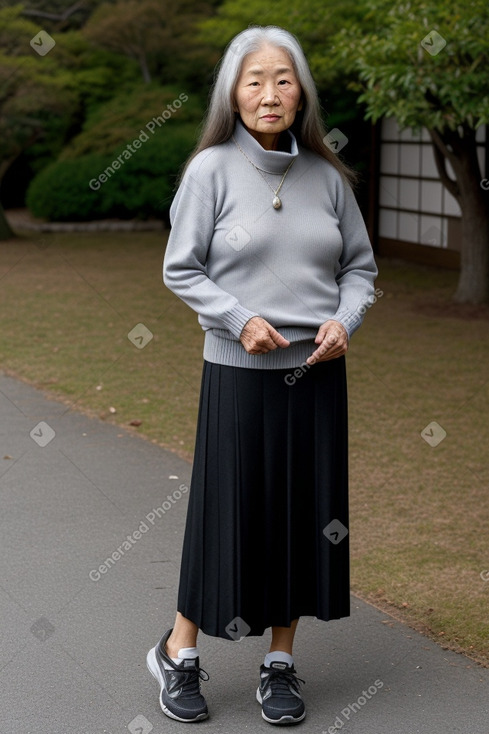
[427,128,460,201]
[22,1,86,22]
[428,127,455,162]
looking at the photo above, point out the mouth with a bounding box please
[260,114,281,122]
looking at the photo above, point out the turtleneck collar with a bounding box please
[231,117,299,174]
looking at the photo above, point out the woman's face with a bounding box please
[233,43,303,150]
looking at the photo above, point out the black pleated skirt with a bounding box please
[177,357,350,639]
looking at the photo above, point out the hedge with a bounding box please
[26,124,197,222]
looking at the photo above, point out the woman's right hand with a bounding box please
[239,316,290,355]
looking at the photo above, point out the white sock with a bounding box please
[163,646,199,670]
[264,650,294,669]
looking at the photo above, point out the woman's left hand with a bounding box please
[306,320,349,364]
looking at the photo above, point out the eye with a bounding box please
[278,79,291,85]
[249,81,260,87]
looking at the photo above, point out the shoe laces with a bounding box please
[175,666,209,698]
[263,667,305,697]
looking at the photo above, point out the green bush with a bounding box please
[26,124,198,222]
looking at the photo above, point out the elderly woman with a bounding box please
[146,25,377,726]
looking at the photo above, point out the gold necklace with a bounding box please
[232,136,295,210]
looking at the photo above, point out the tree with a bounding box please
[0,7,78,239]
[325,0,489,304]
[83,0,214,85]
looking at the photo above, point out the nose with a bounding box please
[261,81,278,105]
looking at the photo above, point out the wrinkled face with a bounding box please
[233,43,303,150]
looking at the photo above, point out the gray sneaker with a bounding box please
[146,628,209,722]
[256,660,305,725]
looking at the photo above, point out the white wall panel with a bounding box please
[400,143,420,176]
[398,212,419,242]
[421,145,438,178]
[400,126,421,141]
[380,143,399,174]
[379,208,398,238]
[379,176,399,207]
[420,216,444,246]
[421,181,443,213]
[399,178,419,210]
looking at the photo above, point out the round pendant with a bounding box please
[272,196,281,210]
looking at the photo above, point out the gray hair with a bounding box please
[179,25,356,185]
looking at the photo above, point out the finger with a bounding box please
[319,342,347,361]
[314,323,329,344]
[243,334,278,354]
[315,320,348,344]
[306,346,344,364]
[252,324,290,351]
[268,327,290,348]
[241,319,290,354]
[306,335,347,364]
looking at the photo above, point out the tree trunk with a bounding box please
[139,53,152,84]
[0,201,14,240]
[429,127,489,304]
[455,180,489,303]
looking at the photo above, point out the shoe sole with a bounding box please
[146,647,208,723]
[256,687,306,725]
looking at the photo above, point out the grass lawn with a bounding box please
[1,230,488,665]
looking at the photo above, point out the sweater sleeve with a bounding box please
[163,164,259,338]
[331,177,379,339]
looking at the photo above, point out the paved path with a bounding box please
[1,372,488,734]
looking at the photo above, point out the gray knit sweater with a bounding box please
[163,118,378,369]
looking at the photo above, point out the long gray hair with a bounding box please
[178,25,356,185]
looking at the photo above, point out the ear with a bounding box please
[297,97,304,111]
